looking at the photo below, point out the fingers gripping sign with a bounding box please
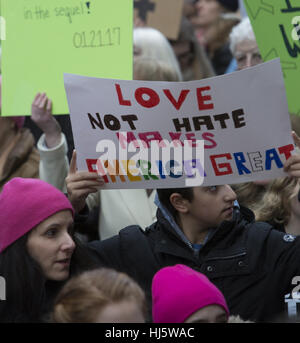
[66,150,105,213]
[283,131,300,178]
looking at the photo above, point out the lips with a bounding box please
[56,258,71,267]
[222,206,233,214]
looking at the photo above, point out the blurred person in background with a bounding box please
[0,76,39,190]
[191,0,240,75]
[133,27,183,81]
[169,16,215,81]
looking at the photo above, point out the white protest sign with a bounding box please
[64,58,294,189]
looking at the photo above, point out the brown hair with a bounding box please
[170,16,215,81]
[206,16,240,56]
[51,268,147,323]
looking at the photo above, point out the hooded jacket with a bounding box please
[88,204,300,322]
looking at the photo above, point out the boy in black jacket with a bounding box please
[69,136,300,322]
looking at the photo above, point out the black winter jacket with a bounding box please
[88,206,300,322]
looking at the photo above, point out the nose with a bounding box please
[61,232,76,253]
[223,185,237,202]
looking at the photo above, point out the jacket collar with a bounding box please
[152,198,254,260]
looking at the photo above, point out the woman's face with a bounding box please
[26,210,75,281]
[234,40,262,70]
[192,0,223,28]
[184,304,228,323]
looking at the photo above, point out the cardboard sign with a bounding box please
[1,0,132,116]
[134,0,184,40]
[245,0,300,115]
[64,59,294,189]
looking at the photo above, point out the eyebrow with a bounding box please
[36,220,74,232]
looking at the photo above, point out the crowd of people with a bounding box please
[1,0,300,324]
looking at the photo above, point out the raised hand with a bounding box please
[31,92,61,148]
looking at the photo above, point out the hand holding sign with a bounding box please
[66,150,104,213]
[283,131,300,178]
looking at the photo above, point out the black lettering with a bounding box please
[134,0,156,22]
[173,118,192,132]
[193,116,214,130]
[104,114,121,131]
[279,24,300,57]
[121,114,138,130]
[281,0,300,13]
[213,113,230,129]
[87,113,104,129]
[232,108,246,128]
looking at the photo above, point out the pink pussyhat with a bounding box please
[152,264,230,323]
[0,177,74,253]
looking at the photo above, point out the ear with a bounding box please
[169,193,190,214]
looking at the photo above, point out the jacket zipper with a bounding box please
[205,252,246,262]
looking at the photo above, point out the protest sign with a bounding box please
[245,0,300,115]
[1,0,132,116]
[64,59,294,189]
[134,0,184,40]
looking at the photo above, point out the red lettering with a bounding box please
[115,84,131,106]
[210,153,233,176]
[135,87,160,108]
[202,132,217,149]
[169,132,183,146]
[116,132,141,149]
[138,131,164,148]
[86,159,98,173]
[197,86,214,111]
[278,144,295,160]
[103,160,126,183]
[86,159,108,183]
[163,89,190,110]
[186,133,197,147]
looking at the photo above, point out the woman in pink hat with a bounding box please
[0,177,99,322]
[152,264,230,323]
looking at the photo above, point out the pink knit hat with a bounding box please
[0,177,74,253]
[152,264,229,323]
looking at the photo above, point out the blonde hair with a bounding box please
[228,315,254,323]
[254,177,299,226]
[134,57,180,82]
[52,268,146,323]
[133,27,183,81]
[231,182,266,210]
